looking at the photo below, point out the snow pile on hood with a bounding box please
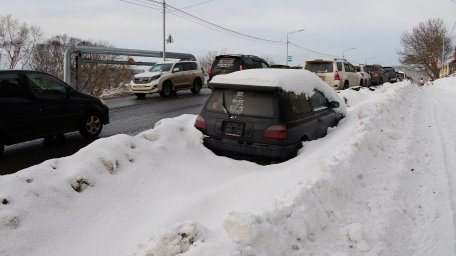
[2,78,456,256]
[210,69,347,115]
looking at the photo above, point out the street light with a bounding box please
[364,56,376,64]
[342,47,356,58]
[286,28,305,65]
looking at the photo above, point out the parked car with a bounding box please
[365,64,388,86]
[383,66,398,83]
[304,58,362,90]
[130,60,204,99]
[194,69,346,163]
[0,70,109,156]
[354,64,372,87]
[208,54,270,82]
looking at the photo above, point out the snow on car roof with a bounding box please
[210,69,347,114]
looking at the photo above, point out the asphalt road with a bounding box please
[0,89,211,175]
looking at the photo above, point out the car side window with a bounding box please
[27,74,67,97]
[336,62,343,71]
[173,63,184,72]
[288,92,311,114]
[261,62,269,68]
[0,74,26,98]
[310,90,329,111]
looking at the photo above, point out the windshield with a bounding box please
[205,89,275,118]
[305,62,334,73]
[149,63,173,72]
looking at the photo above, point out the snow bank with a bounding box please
[2,78,456,256]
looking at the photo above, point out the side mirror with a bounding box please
[329,101,340,108]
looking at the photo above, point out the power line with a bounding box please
[120,0,162,11]
[122,0,283,44]
[288,41,337,58]
[179,0,216,9]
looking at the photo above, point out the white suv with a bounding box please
[304,59,362,90]
[130,60,204,98]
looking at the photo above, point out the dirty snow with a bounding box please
[1,78,456,256]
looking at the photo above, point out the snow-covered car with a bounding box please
[194,69,346,163]
[130,60,204,99]
[355,64,372,87]
[304,59,362,90]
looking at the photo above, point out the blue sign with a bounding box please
[288,56,292,62]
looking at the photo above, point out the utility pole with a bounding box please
[163,0,166,62]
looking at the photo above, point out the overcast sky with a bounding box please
[2,0,456,66]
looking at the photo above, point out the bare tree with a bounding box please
[398,18,453,79]
[0,14,42,69]
[30,34,78,77]
[198,50,219,76]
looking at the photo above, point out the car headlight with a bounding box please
[148,74,161,82]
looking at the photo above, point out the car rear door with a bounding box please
[0,73,42,143]
[170,63,187,88]
[310,90,337,138]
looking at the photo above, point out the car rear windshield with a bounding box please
[305,62,334,73]
[205,88,275,118]
[212,57,242,72]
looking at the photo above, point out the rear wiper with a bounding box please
[221,91,231,118]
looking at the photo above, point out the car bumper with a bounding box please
[130,81,159,94]
[203,137,297,162]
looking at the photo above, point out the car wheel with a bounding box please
[160,81,172,98]
[135,93,146,99]
[343,81,349,89]
[79,112,103,139]
[360,79,363,86]
[191,78,202,94]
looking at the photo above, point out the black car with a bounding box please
[382,66,397,83]
[194,69,344,163]
[365,64,388,85]
[0,70,109,156]
[208,54,270,82]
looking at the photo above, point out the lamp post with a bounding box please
[364,56,375,64]
[342,47,356,59]
[286,28,305,65]
[162,0,166,61]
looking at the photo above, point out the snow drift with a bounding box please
[2,78,456,256]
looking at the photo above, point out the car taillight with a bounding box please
[264,125,287,139]
[240,65,243,71]
[194,115,207,130]
[334,71,340,80]
[208,67,212,76]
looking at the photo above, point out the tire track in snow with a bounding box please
[428,86,456,255]
[386,86,456,256]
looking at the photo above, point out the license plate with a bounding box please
[223,121,245,137]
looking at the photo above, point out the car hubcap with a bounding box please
[86,116,101,135]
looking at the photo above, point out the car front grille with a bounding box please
[134,78,149,84]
